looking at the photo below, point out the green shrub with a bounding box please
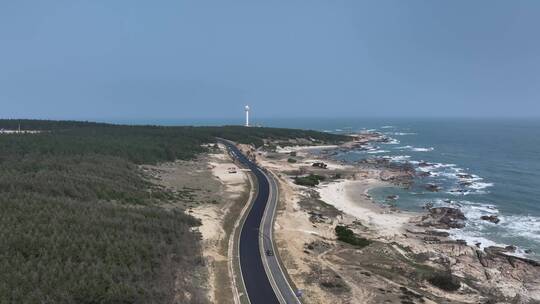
[294,174,325,186]
[335,225,372,248]
[290,151,297,156]
[287,158,297,163]
[428,271,461,291]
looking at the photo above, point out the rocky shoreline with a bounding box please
[256,133,540,304]
[333,132,538,259]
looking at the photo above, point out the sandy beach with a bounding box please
[318,179,413,237]
[276,144,339,154]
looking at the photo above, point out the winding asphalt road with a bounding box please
[218,139,301,304]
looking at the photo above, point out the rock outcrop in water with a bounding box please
[480,215,500,224]
[416,171,431,177]
[416,207,467,229]
[424,183,441,192]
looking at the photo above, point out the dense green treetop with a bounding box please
[0,119,349,164]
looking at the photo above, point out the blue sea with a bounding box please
[121,117,540,259]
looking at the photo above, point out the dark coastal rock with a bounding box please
[423,236,440,242]
[379,170,414,187]
[449,188,469,195]
[485,246,514,255]
[361,157,389,165]
[386,195,399,200]
[426,230,450,237]
[312,162,328,169]
[507,256,518,268]
[505,245,517,252]
[425,183,441,192]
[509,255,540,267]
[431,207,466,219]
[480,215,500,224]
[455,239,468,245]
[405,228,450,238]
[476,250,489,267]
[483,246,540,267]
[308,211,329,223]
[417,171,431,178]
[417,207,466,229]
[418,161,433,167]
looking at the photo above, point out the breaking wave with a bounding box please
[428,199,538,256]
[381,155,411,162]
[384,132,417,136]
[395,145,434,152]
[367,149,390,154]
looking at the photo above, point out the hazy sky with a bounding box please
[1,1,539,120]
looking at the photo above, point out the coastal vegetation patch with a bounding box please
[335,225,372,248]
[427,271,461,292]
[294,173,325,187]
[0,119,347,303]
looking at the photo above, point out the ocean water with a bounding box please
[260,118,540,259]
[123,117,540,259]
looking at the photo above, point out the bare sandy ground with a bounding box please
[193,150,246,242]
[146,144,249,304]
[191,145,249,304]
[271,173,340,303]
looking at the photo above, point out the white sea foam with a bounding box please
[359,129,377,133]
[382,138,400,145]
[446,190,471,196]
[439,172,459,179]
[460,202,498,218]
[381,125,394,129]
[416,162,456,173]
[503,215,540,242]
[446,224,532,257]
[426,199,538,257]
[447,229,514,252]
[468,182,494,190]
[426,200,523,255]
[385,132,417,136]
[367,150,390,154]
[395,145,434,152]
[412,161,491,194]
[412,147,434,152]
[396,145,412,150]
[382,155,411,162]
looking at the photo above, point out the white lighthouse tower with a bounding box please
[244,105,250,127]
